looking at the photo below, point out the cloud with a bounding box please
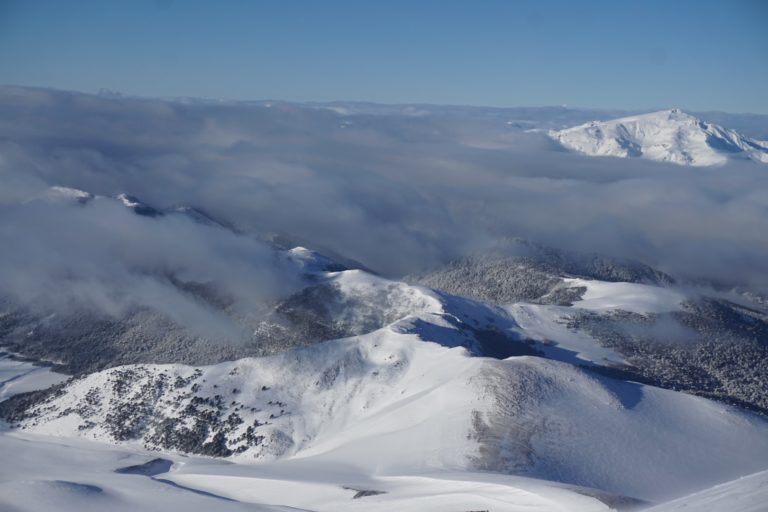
[1,85,768,299]
[0,194,300,341]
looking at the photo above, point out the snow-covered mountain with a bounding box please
[4,238,768,504]
[4,186,768,510]
[549,109,768,166]
[5,317,768,504]
[410,238,768,415]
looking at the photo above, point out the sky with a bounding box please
[1,0,767,113]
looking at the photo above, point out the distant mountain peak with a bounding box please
[113,193,163,217]
[550,109,768,166]
[33,186,94,205]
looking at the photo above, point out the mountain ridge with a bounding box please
[550,109,768,166]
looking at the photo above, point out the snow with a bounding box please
[3,268,767,509]
[0,351,68,402]
[504,278,687,366]
[166,468,614,512]
[328,268,445,323]
[18,328,485,471]
[506,302,626,366]
[284,246,345,273]
[0,432,282,512]
[550,109,768,166]
[32,186,94,205]
[46,186,93,200]
[565,278,686,314]
[14,324,768,503]
[485,356,768,501]
[644,469,768,512]
[115,193,142,208]
[0,431,613,512]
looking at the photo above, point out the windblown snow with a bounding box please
[550,109,768,166]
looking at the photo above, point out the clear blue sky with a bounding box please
[1,0,767,113]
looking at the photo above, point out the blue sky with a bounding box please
[1,0,767,113]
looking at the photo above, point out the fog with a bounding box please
[1,84,768,325]
[0,193,304,340]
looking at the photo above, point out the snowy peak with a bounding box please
[284,246,349,273]
[550,109,768,166]
[114,193,163,217]
[34,186,94,205]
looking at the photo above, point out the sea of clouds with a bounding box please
[1,85,768,330]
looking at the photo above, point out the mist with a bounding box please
[0,192,300,341]
[2,85,768,305]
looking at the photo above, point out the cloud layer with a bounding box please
[2,85,768,301]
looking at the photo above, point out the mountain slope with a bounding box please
[414,252,768,415]
[4,188,545,374]
[409,238,674,306]
[644,469,768,512]
[549,109,768,166]
[0,430,632,512]
[3,326,768,503]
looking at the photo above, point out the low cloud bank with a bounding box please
[2,86,768,302]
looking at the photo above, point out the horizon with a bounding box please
[4,82,768,118]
